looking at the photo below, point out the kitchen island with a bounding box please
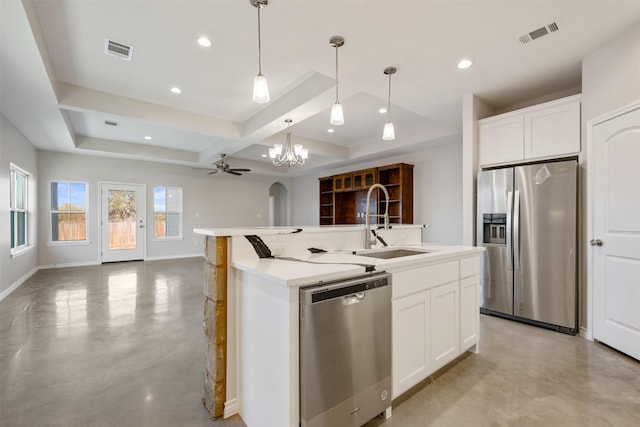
[194,225,483,427]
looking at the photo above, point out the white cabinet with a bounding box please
[430,281,460,372]
[392,290,430,398]
[525,100,580,159]
[460,276,479,351]
[478,95,581,167]
[478,115,524,165]
[391,256,480,399]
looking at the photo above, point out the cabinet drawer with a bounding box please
[392,261,458,299]
[460,256,479,278]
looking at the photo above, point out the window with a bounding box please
[50,182,88,243]
[10,164,30,254]
[154,187,183,239]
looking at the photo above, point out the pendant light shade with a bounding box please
[251,0,270,103]
[253,74,270,103]
[383,122,395,140]
[383,66,397,140]
[330,102,344,126]
[329,36,345,125]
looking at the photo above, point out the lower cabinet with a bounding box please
[391,256,480,400]
[392,290,430,398]
[460,275,479,350]
[430,281,460,372]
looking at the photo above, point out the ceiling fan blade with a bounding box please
[229,168,251,172]
[192,167,216,171]
[226,170,242,176]
[208,170,221,175]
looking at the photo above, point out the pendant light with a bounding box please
[251,0,270,103]
[382,66,396,140]
[269,119,309,167]
[329,36,345,125]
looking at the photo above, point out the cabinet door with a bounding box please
[333,176,343,192]
[460,275,479,352]
[430,281,460,372]
[392,290,430,398]
[478,115,524,166]
[524,100,580,160]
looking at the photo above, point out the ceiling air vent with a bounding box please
[104,38,133,61]
[104,120,118,127]
[518,20,562,44]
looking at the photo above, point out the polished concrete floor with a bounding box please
[1,258,639,426]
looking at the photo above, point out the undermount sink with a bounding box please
[355,248,430,259]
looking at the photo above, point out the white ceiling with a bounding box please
[2,0,639,177]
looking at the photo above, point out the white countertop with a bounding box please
[194,224,426,237]
[232,243,484,287]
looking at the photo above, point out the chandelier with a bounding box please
[269,119,308,167]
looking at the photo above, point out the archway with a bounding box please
[269,182,288,226]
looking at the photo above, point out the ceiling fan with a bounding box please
[194,154,251,176]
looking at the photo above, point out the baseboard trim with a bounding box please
[224,398,239,418]
[0,266,39,302]
[39,261,101,270]
[579,326,591,341]
[145,253,202,261]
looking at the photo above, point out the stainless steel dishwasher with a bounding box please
[300,272,391,427]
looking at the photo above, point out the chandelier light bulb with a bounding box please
[330,102,344,125]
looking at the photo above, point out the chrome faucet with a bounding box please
[365,183,390,249]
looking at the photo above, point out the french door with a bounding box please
[592,104,640,361]
[101,183,146,263]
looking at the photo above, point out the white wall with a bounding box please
[580,24,640,331]
[0,114,38,298]
[292,140,464,245]
[37,151,292,267]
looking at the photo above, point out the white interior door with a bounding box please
[592,104,640,361]
[101,183,146,263]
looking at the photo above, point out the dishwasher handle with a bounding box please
[303,273,390,305]
[342,292,365,305]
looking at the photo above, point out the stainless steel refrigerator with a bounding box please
[477,159,577,334]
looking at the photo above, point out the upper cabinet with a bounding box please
[478,95,581,167]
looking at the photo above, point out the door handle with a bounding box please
[589,239,603,246]
[513,190,520,270]
[506,191,513,271]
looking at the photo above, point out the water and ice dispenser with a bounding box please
[482,213,507,245]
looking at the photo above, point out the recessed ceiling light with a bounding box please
[327,128,335,133]
[197,36,212,47]
[144,136,152,140]
[261,154,267,158]
[378,107,387,114]
[457,59,473,69]
[170,87,182,94]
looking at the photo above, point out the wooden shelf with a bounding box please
[319,163,413,225]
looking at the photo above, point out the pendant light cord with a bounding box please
[335,45,339,103]
[257,6,262,75]
[387,72,392,123]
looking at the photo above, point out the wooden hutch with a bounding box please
[319,163,413,225]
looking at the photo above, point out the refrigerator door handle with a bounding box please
[506,191,513,271]
[513,190,521,271]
